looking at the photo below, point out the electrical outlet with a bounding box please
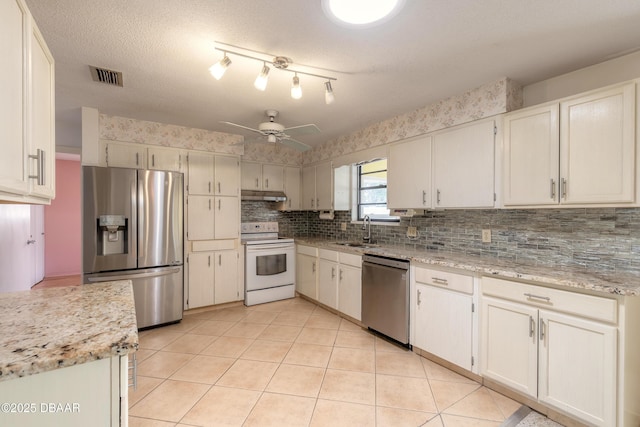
[482,229,491,243]
[407,226,417,238]
[341,222,347,231]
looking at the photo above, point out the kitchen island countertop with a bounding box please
[0,281,138,382]
[295,237,640,297]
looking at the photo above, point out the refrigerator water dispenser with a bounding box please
[98,215,127,255]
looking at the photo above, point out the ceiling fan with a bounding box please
[221,110,320,152]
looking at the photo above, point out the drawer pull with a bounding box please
[524,293,551,302]
[432,277,448,285]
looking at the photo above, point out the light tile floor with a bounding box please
[129,296,522,427]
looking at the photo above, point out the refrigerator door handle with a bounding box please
[86,267,181,282]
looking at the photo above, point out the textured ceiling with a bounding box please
[24,0,640,150]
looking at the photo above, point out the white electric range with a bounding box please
[241,222,295,306]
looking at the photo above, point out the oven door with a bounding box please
[245,243,296,291]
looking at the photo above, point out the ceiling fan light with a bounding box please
[325,81,335,104]
[254,63,270,91]
[209,55,231,80]
[291,75,302,99]
[267,134,277,143]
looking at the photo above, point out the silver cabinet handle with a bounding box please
[152,154,155,167]
[561,178,567,199]
[422,190,427,205]
[311,198,314,208]
[331,267,336,279]
[432,277,448,285]
[417,289,422,306]
[339,269,343,281]
[436,189,441,205]
[219,254,222,266]
[550,178,556,199]
[316,198,319,208]
[539,318,546,340]
[218,199,221,210]
[208,199,212,210]
[255,178,259,189]
[208,255,211,267]
[218,182,221,193]
[208,182,212,193]
[135,152,139,166]
[529,315,535,338]
[524,293,551,302]
[26,239,36,244]
[28,149,45,186]
[265,178,269,188]
[312,262,316,273]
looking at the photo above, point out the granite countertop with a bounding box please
[0,281,138,382]
[295,237,640,297]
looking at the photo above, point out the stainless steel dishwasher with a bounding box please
[361,254,410,346]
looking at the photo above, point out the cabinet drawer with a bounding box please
[297,245,317,257]
[414,267,474,294]
[319,248,339,262]
[339,252,361,268]
[482,276,617,324]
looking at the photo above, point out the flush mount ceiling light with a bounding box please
[210,42,337,103]
[322,0,405,27]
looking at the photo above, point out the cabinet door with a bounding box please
[241,161,262,190]
[28,23,55,199]
[538,310,616,427]
[214,250,239,304]
[282,166,301,211]
[0,0,29,197]
[416,283,473,370]
[187,152,214,195]
[105,142,146,169]
[301,166,316,210]
[315,162,333,210]
[480,296,538,398]
[338,264,361,321]
[186,195,214,240]
[214,197,239,239]
[503,104,560,206]
[318,259,338,309]
[560,83,636,204]
[433,120,495,208]
[188,252,214,308]
[296,253,317,299]
[388,136,432,209]
[148,147,183,172]
[215,156,239,196]
[262,164,284,191]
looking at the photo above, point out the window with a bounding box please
[356,159,398,222]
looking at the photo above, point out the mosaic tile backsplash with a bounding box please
[242,202,640,274]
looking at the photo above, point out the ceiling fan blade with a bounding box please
[220,121,264,134]
[279,137,311,152]
[282,124,320,136]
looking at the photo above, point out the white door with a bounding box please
[215,156,239,196]
[503,104,560,206]
[214,250,239,304]
[433,120,495,208]
[187,252,214,308]
[214,197,239,239]
[538,310,617,427]
[480,296,538,398]
[262,164,284,191]
[0,205,38,292]
[419,283,473,370]
[318,259,338,309]
[282,166,301,211]
[387,136,432,209]
[186,195,214,240]
[338,264,361,321]
[31,205,45,284]
[187,152,214,195]
[296,253,317,299]
[560,83,636,204]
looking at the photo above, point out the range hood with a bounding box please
[241,190,288,202]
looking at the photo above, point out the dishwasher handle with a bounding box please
[362,255,409,270]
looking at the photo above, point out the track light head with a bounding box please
[209,55,231,80]
[254,63,270,91]
[325,81,335,104]
[291,74,302,100]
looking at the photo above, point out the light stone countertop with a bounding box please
[0,281,139,382]
[295,237,640,297]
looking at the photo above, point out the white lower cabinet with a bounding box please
[187,248,240,309]
[318,250,338,310]
[412,266,477,372]
[337,253,362,321]
[296,245,318,299]
[481,277,617,427]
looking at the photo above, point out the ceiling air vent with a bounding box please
[89,66,123,87]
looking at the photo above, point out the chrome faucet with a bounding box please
[362,215,371,243]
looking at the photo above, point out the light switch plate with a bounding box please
[341,222,347,231]
[482,229,491,243]
[407,226,417,238]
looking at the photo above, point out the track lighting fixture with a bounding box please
[291,74,302,100]
[324,81,335,105]
[254,63,270,91]
[211,42,337,103]
[209,54,231,80]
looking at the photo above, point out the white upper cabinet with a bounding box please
[387,136,432,209]
[503,82,637,207]
[104,141,147,169]
[433,119,496,208]
[302,161,333,210]
[0,0,55,204]
[241,161,262,190]
[215,155,239,196]
[188,152,215,195]
[281,166,301,211]
[503,104,560,206]
[148,146,183,172]
[560,83,636,205]
[241,161,284,191]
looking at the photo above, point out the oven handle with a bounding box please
[246,243,295,251]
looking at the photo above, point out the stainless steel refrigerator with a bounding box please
[82,166,184,329]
